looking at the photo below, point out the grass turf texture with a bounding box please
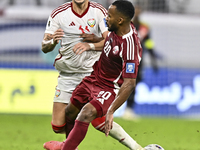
[0,114,200,150]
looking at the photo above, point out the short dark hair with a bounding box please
[112,0,135,20]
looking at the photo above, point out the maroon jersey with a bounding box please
[93,23,142,88]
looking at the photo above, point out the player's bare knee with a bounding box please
[51,122,66,134]
[77,105,97,122]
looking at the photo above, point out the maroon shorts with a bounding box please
[70,74,117,117]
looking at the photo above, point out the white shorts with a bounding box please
[53,72,91,103]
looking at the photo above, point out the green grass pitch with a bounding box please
[0,114,200,150]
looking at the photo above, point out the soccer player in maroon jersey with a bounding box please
[61,0,145,149]
[42,0,144,150]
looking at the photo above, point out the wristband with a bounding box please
[42,39,54,45]
[88,43,95,50]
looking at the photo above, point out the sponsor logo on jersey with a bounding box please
[126,63,135,73]
[55,89,61,97]
[87,18,96,27]
[113,46,119,55]
[69,21,75,26]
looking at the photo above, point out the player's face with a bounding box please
[106,5,118,32]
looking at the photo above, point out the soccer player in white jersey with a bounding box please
[61,0,146,149]
[42,0,143,150]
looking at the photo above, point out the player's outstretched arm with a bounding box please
[105,78,136,136]
[41,29,64,53]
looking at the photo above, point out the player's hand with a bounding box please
[53,28,64,44]
[80,33,103,43]
[73,42,90,55]
[105,111,114,137]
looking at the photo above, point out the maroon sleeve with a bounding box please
[122,25,142,79]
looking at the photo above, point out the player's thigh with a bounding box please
[90,86,118,117]
[52,74,80,125]
[70,81,91,110]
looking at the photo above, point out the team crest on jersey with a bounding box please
[55,89,61,97]
[87,18,96,27]
[113,46,119,55]
[126,63,135,73]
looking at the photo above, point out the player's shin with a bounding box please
[65,116,75,138]
[62,120,89,150]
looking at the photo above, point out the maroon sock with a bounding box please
[65,116,75,138]
[62,120,89,150]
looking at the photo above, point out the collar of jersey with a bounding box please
[71,1,90,18]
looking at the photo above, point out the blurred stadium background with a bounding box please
[0,0,200,118]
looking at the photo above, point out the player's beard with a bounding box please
[107,23,118,32]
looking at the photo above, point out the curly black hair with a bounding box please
[112,0,135,20]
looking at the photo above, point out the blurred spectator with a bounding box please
[122,5,158,120]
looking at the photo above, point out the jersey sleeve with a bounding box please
[97,8,108,34]
[44,15,60,35]
[99,18,108,34]
[121,34,142,79]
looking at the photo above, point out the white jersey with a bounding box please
[45,1,108,73]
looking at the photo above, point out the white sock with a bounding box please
[109,122,144,150]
